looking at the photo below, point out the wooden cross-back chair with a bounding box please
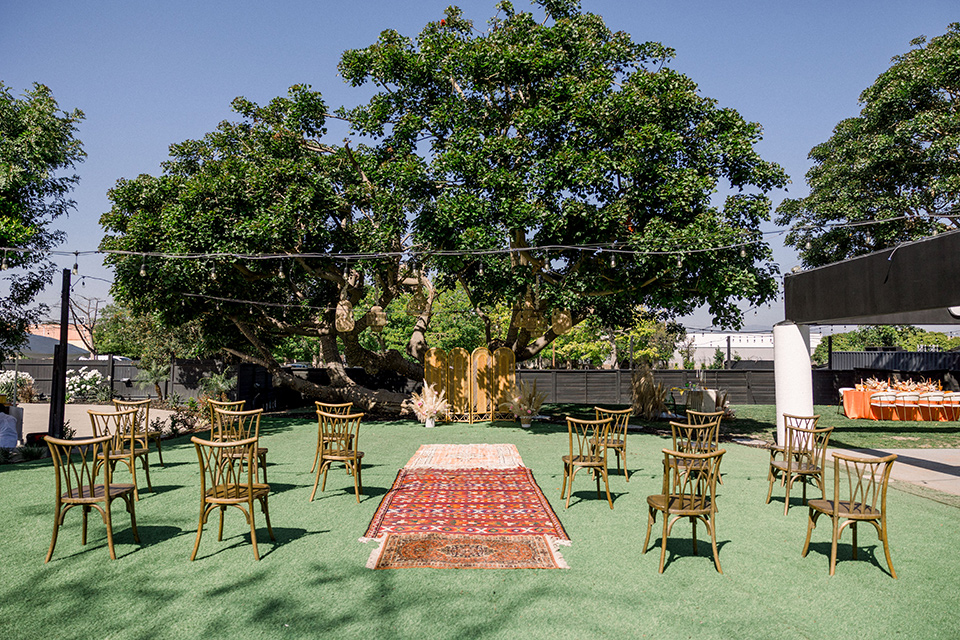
[685,410,725,482]
[765,414,832,515]
[44,434,140,561]
[311,411,365,503]
[207,399,245,439]
[113,399,162,465]
[312,401,353,473]
[594,407,633,481]
[917,391,944,422]
[212,408,267,483]
[643,448,725,573]
[89,408,152,500]
[869,393,896,421]
[802,452,898,577]
[190,435,274,561]
[561,416,614,509]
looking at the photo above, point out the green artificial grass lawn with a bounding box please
[3,411,960,639]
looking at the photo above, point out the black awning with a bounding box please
[784,229,960,325]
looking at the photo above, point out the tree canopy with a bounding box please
[101,1,786,411]
[0,82,84,359]
[777,23,960,268]
[812,325,960,365]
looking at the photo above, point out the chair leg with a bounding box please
[259,453,268,484]
[658,513,670,573]
[352,461,362,503]
[103,499,117,560]
[309,460,325,502]
[154,435,164,466]
[829,514,840,576]
[851,521,858,560]
[623,447,629,482]
[218,506,226,541]
[82,505,90,546]
[45,499,62,563]
[560,462,569,500]
[802,509,819,557]
[249,505,261,561]
[310,440,320,473]
[141,454,152,491]
[708,518,722,574]
[190,507,207,561]
[602,467,613,509]
[125,494,140,543]
[642,507,656,553]
[260,496,275,541]
[783,473,793,516]
[879,515,897,579]
[765,465,776,504]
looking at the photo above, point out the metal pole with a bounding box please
[726,335,732,370]
[48,268,70,438]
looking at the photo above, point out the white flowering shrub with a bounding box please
[0,371,36,402]
[65,367,105,402]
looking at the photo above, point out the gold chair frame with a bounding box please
[765,415,831,515]
[89,408,152,500]
[594,407,633,481]
[312,401,353,473]
[212,408,267,483]
[190,435,274,561]
[44,434,139,561]
[114,399,161,465]
[802,452,897,577]
[207,399,245,439]
[561,416,614,509]
[643,448,725,573]
[311,411,365,503]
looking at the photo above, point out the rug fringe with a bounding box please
[545,536,571,569]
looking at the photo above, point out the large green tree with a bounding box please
[101,1,786,412]
[812,325,960,365]
[0,82,84,359]
[777,23,960,267]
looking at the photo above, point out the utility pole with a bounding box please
[48,269,70,438]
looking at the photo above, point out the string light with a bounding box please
[1,251,7,271]
[139,257,147,277]
[71,251,79,275]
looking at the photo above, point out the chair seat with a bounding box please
[589,437,624,448]
[807,498,881,519]
[562,454,604,466]
[205,483,271,503]
[99,446,150,460]
[771,460,821,475]
[322,449,363,461]
[646,493,713,516]
[64,483,136,502]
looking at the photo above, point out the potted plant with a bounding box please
[410,382,450,428]
[500,380,547,428]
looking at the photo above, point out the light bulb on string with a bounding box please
[278,261,285,279]
[805,241,812,250]
[676,256,682,269]
[210,262,217,281]
[139,257,147,277]
[71,252,79,275]
[478,262,484,277]
[739,248,747,258]
[1,251,8,271]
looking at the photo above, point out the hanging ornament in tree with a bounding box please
[552,309,572,335]
[519,299,540,332]
[335,300,355,332]
[406,290,427,316]
[368,305,387,333]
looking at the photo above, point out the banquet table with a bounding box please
[842,389,951,421]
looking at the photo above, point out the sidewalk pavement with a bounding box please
[14,404,960,498]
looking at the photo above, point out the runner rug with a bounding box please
[361,444,570,569]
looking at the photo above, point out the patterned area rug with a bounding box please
[362,444,570,569]
[367,533,568,570]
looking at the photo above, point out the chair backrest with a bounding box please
[918,392,943,406]
[113,399,151,435]
[208,400,245,438]
[213,408,263,443]
[782,421,833,471]
[317,411,364,453]
[88,409,141,452]
[830,451,897,515]
[783,414,820,431]
[686,410,724,426]
[566,416,612,461]
[45,433,115,501]
[869,392,896,407]
[944,392,959,406]
[191,435,259,499]
[594,407,631,440]
[895,391,920,406]
[315,401,353,415]
[660,448,725,511]
[669,420,720,454]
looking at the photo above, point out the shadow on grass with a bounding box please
[803,541,894,578]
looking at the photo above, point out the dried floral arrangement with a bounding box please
[500,380,547,420]
[410,382,450,422]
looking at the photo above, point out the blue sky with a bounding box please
[2,0,957,331]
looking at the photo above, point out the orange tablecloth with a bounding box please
[842,389,952,421]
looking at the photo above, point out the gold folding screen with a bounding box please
[424,347,516,423]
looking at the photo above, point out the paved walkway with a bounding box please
[18,402,174,440]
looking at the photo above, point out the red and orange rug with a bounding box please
[362,444,570,569]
